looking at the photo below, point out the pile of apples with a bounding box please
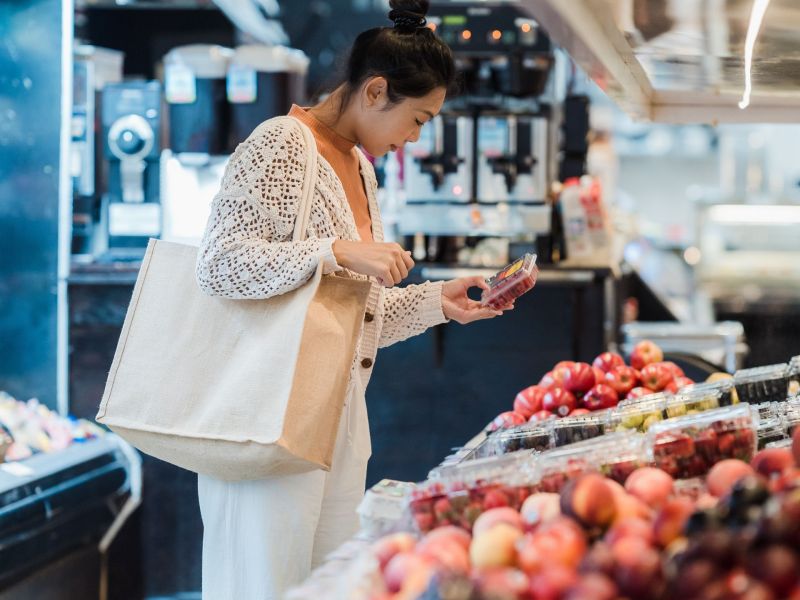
[490,341,694,431]
[367,429,800,600]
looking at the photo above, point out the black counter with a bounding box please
[67,258,622,596]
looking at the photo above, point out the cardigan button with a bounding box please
[361,358,373,369]
[364,312,374,323]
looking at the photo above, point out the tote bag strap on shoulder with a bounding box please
[290,117,319,243]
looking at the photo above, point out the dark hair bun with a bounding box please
[389,0,429,32]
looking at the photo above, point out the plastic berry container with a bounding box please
[551,412,608,447]
[612,394,669,433]
[681,379,737,407]
[647,404,757,480]
[472,422,554,459]
[536,432,649,492]
[734,363,790,405]
[782,397,800,437]
[756,415,787,450]
[666,387,721,418]
[480,253,539,309]
[408,452,538,533]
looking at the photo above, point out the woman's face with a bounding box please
[353,78,447,158]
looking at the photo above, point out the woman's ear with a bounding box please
[363,76,389,110]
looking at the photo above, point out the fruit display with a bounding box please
[757,414,788,450]
[409,453,538,533]
[0,391,104,462]
[480,253,539,310]
[648,404,757,480]
[685,377,738,407]
[612,394,669,433]
[551,412,609,447]
[784,397,800,436]
[734,363,790,405]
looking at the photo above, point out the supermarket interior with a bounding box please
[2,0,800,598]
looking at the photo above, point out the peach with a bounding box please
[383,551,432,593]
[564,573,619,600]
[707,459,756,497]
[473,506,524,536]
[418,525,471,553]
[529,564,578,600]
[612,491,653,524]
[624,467,674,509]
[695,493,719,509]
[469,522,523,569]
[517,518,587,574]
[605,517,655,548]
[371,532,416,571]
[520,493,561,528]
[752,448,795,478]
[474,567,530,599]
[793,427,800,466]
[652,497,694,548]
[611,536,663,598]
[560,473,617,529]
[415,537,470,575]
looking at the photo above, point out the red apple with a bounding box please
[488,411,527,432]
[570,408,591,416]
[529,410,555,422]
[592,366,607,386]
[555,360,576,371]
[542,388,578,417]
[630,340,664,371]
[626,386,656,400]
[593,352,626,373]
[640,363,674,392]
[564,362,597,394]
[661,361,685,378]
[604,365,639,396]
[514,385,546,419]
[665,376,695,394]
[582,384,619,411]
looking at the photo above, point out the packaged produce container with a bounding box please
[551,412,609,447]
[480,253,538,309]
[647,404,757,480]
[666,387,721,418]
[536,431,649,492]
[783,396,800,436]
[611,394,669,432]
[408,451,538,532]
[734,363,790,404]
[680,378,738,407]
[356,479,417,538]
[467,422,553,459]
[756,415,787,450]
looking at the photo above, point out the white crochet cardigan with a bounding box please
[196,116,448,379]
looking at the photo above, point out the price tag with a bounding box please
[227,66,258,104]
[165,63,196,104]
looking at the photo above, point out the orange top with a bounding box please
[288,105,374,242]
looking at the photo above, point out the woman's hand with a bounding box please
[441,276,514,324]
[333,240,415,287]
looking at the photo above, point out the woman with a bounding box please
[195,1,513,597]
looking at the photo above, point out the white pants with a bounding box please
[198,376,372,600]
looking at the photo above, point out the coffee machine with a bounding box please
[71,45,123,259]
[159,43,308,245]
[101,81,163,256]
[476,111,550,204]
[403,112,473,204]
[397,1,555,265]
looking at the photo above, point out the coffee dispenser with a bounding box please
[71,45,123,257]
[228,44,309,145]
[101,81,162,254]
[164,44,233,155]
[403,112,473,203]
[476,112,550,203]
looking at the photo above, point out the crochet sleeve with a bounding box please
[196,119,340,299]
[378,281,449,348]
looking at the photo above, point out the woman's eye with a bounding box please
[415,119,424,127]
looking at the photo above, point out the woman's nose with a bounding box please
[406,129,421,144]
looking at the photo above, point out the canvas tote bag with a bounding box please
[96,118,371,481]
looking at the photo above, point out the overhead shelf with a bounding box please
[519,0,800,123]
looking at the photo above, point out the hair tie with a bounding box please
[389,9,427,31]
